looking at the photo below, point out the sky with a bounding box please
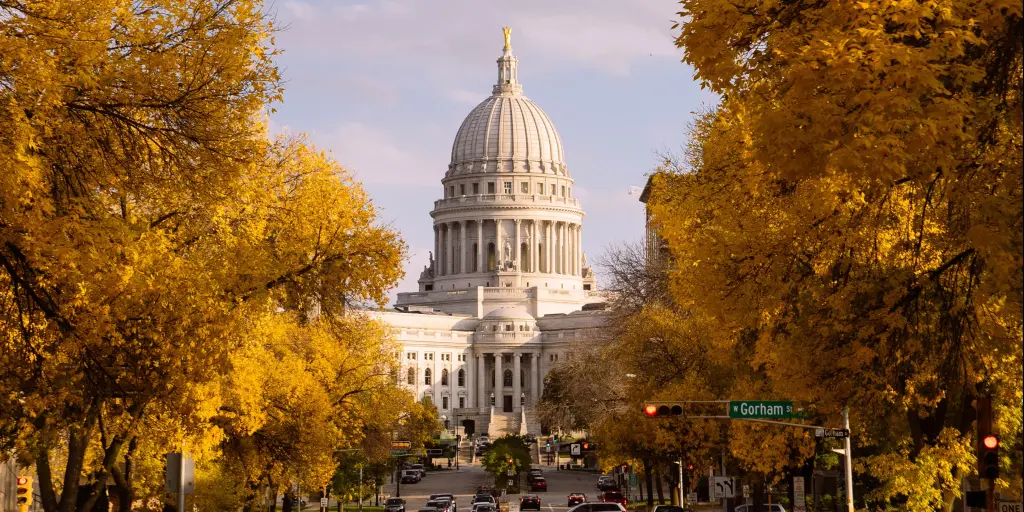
[267,0,719,302]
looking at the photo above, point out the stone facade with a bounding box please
[370,30,607,437]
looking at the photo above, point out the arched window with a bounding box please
[425,368,432,385]
[407,368,415,385]
[458,369,465,387]
[520,242,530,272]
[503,369,513,387]
[441,368,449,386]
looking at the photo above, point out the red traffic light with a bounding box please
[983,435,998,449]
[583,443,590,450]
[687,464,694,471]
[644,404,658,417]
[17,477,29,486]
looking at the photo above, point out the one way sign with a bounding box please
[711,477,735,498]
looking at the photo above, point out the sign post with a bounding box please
[792,476,806,512]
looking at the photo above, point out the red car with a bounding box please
[601,491,627,507]
[568,493,587,507]
[529,478,548,492]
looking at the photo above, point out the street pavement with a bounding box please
[390,457,604,512]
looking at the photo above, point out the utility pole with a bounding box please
[842,406,854,511]
[358,465,363,512]
[678,456,684,507]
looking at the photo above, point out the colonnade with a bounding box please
[474,352,543,412]
[433,219,582,277]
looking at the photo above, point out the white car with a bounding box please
[567,503,627,512]
[735,506,786,512]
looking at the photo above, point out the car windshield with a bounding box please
[387,499,404,505]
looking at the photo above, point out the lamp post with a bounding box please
[490,392,495,407]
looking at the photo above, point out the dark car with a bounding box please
[601,491,627,507]
[472,494,497,505]
[529,478,548,492]
[568,493,587,507]
[430,494,457,510]
[385,498,407,512]
[401,473,420,484]
[520,495,542,510]
[597,478,619,492]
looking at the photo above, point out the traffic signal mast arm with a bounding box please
[643,401,845,431]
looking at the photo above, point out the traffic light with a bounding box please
[545,442,551,448]
[981,434,999,479]
[17,475,33,509]
[687,464,694,471]
[582,443,589,450]
[643,402,684,417]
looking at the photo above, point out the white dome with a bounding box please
[482,307,535,321]
[446,43,566,177]
[448,95,565,176]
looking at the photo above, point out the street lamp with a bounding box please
[490,392,495,406]
[520,392,525,406]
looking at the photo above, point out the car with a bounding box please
[568,493,587,507]
[527,472,544,483]
[477,485,500,498]
[426,500,452,512]
[600,491,627,507]
[651,506,693,512]
[400,470,420,484]
[418,508,439,512]
[408,463,426,477]
[430,494,457,509]
[597,477,619,492]
[472,494,497,505]
[385,498,407,512]
[520,495,541,510]
[471,504,497,512]
[529,478,547,492]
[734,506,786,512]
[568,503,627,512]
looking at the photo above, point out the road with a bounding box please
[391,459,602,512]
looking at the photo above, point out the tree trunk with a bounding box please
[642,458,655,508]
[654,467,665,505]
[282,491,295,512]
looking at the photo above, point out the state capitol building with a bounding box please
[368,29,609,437]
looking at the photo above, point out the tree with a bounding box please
[0,2,405,510]
[481,435,532,490]
[653,0,1024,506]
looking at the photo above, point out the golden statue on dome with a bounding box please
[502,26,512,50]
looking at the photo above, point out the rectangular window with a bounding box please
[449,186,455,197]
[473,183,480,194]
[442,396,449,409]
[459,397,466,408]
[561,185,566,196]
[550,184,555,195]
[521,182,529,193]
[488,182,496,194]
[460,184,466,195]
[503,181,512,194]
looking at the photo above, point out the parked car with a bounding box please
[600,491,627,507]
[529,478,548,492]
[385,498,407,512]
[568,503,627,512]
[568,494,587,507]
[734,506,786,512]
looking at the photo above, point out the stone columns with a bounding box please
[571,224,577,276]
[546,221,553,274]
[514,219,521,270]
[512,352,522,411]
[460,222,467,275]
[494,353,503,402]
[434,225,440,276]
[531,221,538,273]
[477,220,484,273]
[494,219,502,271]
[476,353,485,411]
[433,351,441,407]
[530,353,540,402]
[576,224,582,275]
[562,223,568,275]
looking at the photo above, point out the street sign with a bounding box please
[742,484,749,498]
[729,401,803,419]
[815,428,850,439]
[390,450,408,456]
[321,498,329,507]
[792,476,806,512]
[165,453,195,495]
[391,441,412,450]
[998,503,1023,512]
[507,469,516,476]
[687,492,697,503]
[545,445,552,453]
[570,444,581,456]
[629,474,637,486]
[427,449,443,457]
[711,477,735,498]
